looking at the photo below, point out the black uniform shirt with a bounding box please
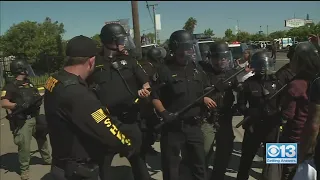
[87,54,149,111]
[237,74,279,118]
[44,70,132,160]
[310,77,320,104]
[152,62,210,119]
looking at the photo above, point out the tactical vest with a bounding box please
[11,79,41,119]
[208,71,235,110]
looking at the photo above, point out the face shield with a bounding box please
[250,56,275,75]
[209,50,234,71]
[25,64,36,77]
[174,41,202,66]
[114,34,136,53]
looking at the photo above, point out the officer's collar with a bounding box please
[62,70,88,87]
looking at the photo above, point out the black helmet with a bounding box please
[10,59,29,76]
[147,47,163,64]
[287,44,297,60]
[169,30,194,51]
[210,42,229,54]
[168,30,201,65]
[209,42,233,71]
[158,47,167,59]
[100,23,127,45]
[291,42,320,75]
[250,51,274,75]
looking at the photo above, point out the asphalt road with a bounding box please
[0,53,289,180]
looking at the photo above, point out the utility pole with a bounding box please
[267,25,269,36]
[147,3,158,44]
[131,1,142,58]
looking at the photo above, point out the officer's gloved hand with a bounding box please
[159,110,178,123]
[118,123,142,157]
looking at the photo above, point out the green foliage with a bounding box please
[1,17,66,73]
[236,31,251,42]
[183,17,197,34]
[268,30,287,39]
[146,33,155,43]
[204,28,214,36]
[29,74,50,88]
[91,34,102,48]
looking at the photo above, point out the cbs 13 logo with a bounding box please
[266,143,297,159]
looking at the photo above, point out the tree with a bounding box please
[91,34,102,48]
[268,30,287,40]
[204,28,214,36]
[1,17,65,73]
[236,31,251,42]
[183,17,197,34]
[145,33,155,43]
[224,29,236,42]
[286,23,320,41]
[250,33,268,41]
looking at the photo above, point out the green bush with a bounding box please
[29,75,50,88]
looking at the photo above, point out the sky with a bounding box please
[1,1,320,42]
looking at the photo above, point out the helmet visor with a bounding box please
[250,56,275,74]
[210,51,234,70]
[175,41,202,65]
[115,34,136,50]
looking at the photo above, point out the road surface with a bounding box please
[0,55,289,180]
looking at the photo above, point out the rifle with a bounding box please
[1,96,43,120]
[154,67,246,130]
[235,82,289,128]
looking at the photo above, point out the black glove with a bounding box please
[118,123,142,158]
[159,110,178,123]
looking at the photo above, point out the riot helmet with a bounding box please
[169,30,202,66]
[10,59,31,76]
[209,42,234,72]
[147,47,164,64]
[291,41,320,75]
[99,23,136,53]
[158,47,167,59]
[250,51,275,75]
[287,44,297,60]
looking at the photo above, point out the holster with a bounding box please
[65,161,99,179]
[6,115,26,132]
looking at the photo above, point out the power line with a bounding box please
[145,1,154,24]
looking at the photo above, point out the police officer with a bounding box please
[44,35,142,180]
[1,60,52,180]
[139,47,167,157]
[200,42,238,179]
[151,30,216,180]
[236,51,281,180]
[87,23,151,180]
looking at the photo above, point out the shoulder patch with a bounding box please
[44,76,59,92]
[91,108,107,123]
[1,91,6,97]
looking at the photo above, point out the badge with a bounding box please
[194,69,199,74]
[120,60,127,65]
[271,83,276,89]
[152,73,159,82]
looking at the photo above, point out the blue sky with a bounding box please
[1,1,319,42]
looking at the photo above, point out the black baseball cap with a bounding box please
[66,35,98,57]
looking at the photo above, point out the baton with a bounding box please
[235,83,289,128]
[155,67,246,130]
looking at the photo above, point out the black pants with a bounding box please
[210,114,235,180]
[98,111,150,180]
[140,113,161,158]
[98,152,150,180]
[160,123,206,180]
[236,117,280,180]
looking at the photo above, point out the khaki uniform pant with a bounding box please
[13,117,51,177]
